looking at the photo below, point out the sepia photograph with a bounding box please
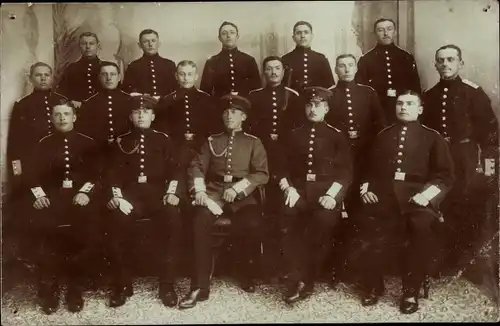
[1,1,499,324]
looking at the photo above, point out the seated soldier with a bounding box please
[26,100,99,314]
[104,95,184,308]
[179,94,269,309]
[276,86,353,304]
[356,90,454,314]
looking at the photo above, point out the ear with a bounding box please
[72,113,77,123]
[418,106,424,115]
[97,42,102,50]
[129,113,134,122]
[137,41,142,50]
[241,113,247,122]
[194,71,200,82]
[151,113,156,122]
[459,59,465,69]
[218,35,223,43]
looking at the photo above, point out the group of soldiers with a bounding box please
[5,18,498,316]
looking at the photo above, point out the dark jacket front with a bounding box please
[362,121,455,213]
[200,48,261,98]
[281,46,335,92]
[56,56,102,102]
[122,53,177,97]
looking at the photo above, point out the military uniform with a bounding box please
[277,116,353,289]
[122,54,177,98]
[281,46,335,92]
[355,43,421,123]
[56,57,102,102]
[26,129,99,310]
[422,76,498,270]
[187,95,269,291]
[355,121,454,302]
[200,48,261,99]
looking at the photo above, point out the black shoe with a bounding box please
[38,283,59,315]
[66,286,84,313]
[361,286,385,307]
[179,288,210,310]
[400,295,419,314]
[109,285,128,308]
[330,268,340,289]
[124,282,133,297]
[283,281,313,304]
[241,278,257,293]
[159,283,178,308]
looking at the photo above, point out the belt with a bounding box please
[208,175,243,183]
[292,174,335,182]
[444,137,471,144]
[393,172,426,183]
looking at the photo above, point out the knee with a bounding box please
[192,207,215,231]
[313,210,340,230]
[408,212,435,235]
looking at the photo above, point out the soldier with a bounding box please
[281,21,335,93]
[421,44,498,273]
[122,29,177,100]
[56,32,102,108]
[276,86,353,304]
[356,91,454,314]
[179,94,269,309]
[26,100,100,314]
[355,18,421,123]
[247,56,304,217]
[200,21,261,98]
[79,61,132,148]
[104,95,184,308]
[155,60,219,166]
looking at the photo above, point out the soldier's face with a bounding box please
[396,94,423,122]
[52,104,76,133]
[176,65,198,88]
[435,48,463,80]
[264,60,284,86]
[218,25,239,49]
[139,33,160,55]
[79,36,99,57]
[31,66,53,90]
[293,25,313,48]
[130,108,155,129]
[223,108,246,130]
[99,65,120,90]
[305,101,329,122]
[375,21,396,45]
[335,57,358,82]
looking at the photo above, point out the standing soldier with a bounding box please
[281,21,335,93]
[355,18,421,123]
[179,94,269,309]
[26,100,100,314]
[56,32,102,109]
[356,91,454,314]
[200,21,261,99]
[326,54,387,282]
[248,56,304,217]
[122,29,177,100]
[421,44,498,273]
[276,86,352,304]
[104,95,184,308]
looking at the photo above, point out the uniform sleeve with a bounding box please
[247,57,262,92]
[187,139,212,193]
[408,55,422,94]
[276,133,295,189]
[166,60,177,95]
[360,135,382,194]
[165,136,186,197]
[355,55,369,86]
[106,142,126,198]
[7,101,24,165]
[122,62,136,94]
[233,137,269,199]
[321,55,335,88]
[56,64,73,100]
[324,133,353,203]
[420,135,455,208]
[470,88,499,160]
[370,90,387,133]
[78,138,100,197]
[200,59,214,96]
[154,96,171,134]
[27,140,50,201]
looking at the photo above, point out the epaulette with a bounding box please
[116,131,131,142]
[421,124,441,135]
[292,124,304,132]
[120,90,131,96]
[208,132,224,141]
[356,83,376,92]
[77,132,94,140]
[53,91,68,100]
[84,92,99,102]
[243,132,258,139]
[377,123,396,134]
[395,44,413,56]
[462,79,479,89]
[39,133,54,143]
[196,89,211,96]
[362,46,376,56]
[16,93,31,102]
[284,87,299,96]
[327,85,336,91]
[326,123,341,132]
[165,90,177,98]
[249,87,264,94]
[153,129,169,138]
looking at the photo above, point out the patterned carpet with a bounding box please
[2,275,499,324]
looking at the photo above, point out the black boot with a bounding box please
[283,281,313,304]
[400,289,419,314]
[241,277,257,293]
[38,281,59,315]
[179,288,210,309]
[109,284,129,308]
[66,284,84,313]
[361,278,385,307]
[159,282,178,308]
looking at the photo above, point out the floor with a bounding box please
[2,274,499,324]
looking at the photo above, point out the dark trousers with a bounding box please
[104,185,182,286]
[281,197,341,284]
[356,200,438,295]
[25,191,98,289]
[190,204,262,290]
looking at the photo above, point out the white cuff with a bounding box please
[279,178,290,191]
[233,178,251,194]
[79,182,95,193]
[112,187,123,198]
[166,180,178,194]
[31,186,46,199]
[485,158,495,176]
[326,182,343,199]
[360,182,369,196]
[420,185,441,202]
[194,177,206,193]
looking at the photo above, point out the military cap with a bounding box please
[220,93,251,114]
[303,86,333,103]
[129,94,158,112]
